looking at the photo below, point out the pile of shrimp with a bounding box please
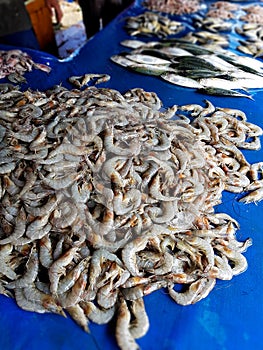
[0,49,51,83]
[206,1,239,20]
[0,82,262,349]
[240,4,263,24]
[143,0,202,15]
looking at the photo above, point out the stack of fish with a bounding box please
[192,16,233,33]
[179,29,230,47]
[111,38,263,98]
[124,11,185,38]
[121,2,263,97]
[236,23,263,58]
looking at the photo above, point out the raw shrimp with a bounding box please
[48,247,79,295]
[115,298,139,350]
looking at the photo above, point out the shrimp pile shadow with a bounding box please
[0,81,263,349]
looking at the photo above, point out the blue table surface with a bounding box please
[0,1,263,349]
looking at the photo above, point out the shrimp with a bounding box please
[43,160,79,173]
[147,155,175,185]
[147,200,177,223]
[143,280,168,295]
[151,131,172,152]
[0,207,27,244]
[52,235,65,260]
[66,304,90,333]
[39,172,82,190]
[88,249,123,291]
[68,73,110,88]
[7,245,39,289]
[48,247,79,295]
[115,298,140,350]
[91,177,114,208]
[113,189,142,215]
[24,194,59,217]
[178,103,204,117]
[187,236,215,272]
[121,235,150,277]
[25,215,52,240]
[152,251,174,275]
[57,257,90,294]
[102,156,128,187]
[80,301,116,325]
[121,276,151,289]
[22,284,65,316]
[104,124,141,156]
[0,162,16,175]
[58,270,88,308]
[39,234,53,268]
[215,107,247,121]
[86,207,114,236]
[149,173,177,201]
[168,277,216,305]
[15,167,37,199]
[129,298,149,339]
[52,201,78,229]
[15,288,50,314]
[29,127,47,150]
[121,285,145,301]
[137,251,160,271]
[239,187,263,204]
[97,282,119,309]
[2,175,20,196]
[0,244,17,280]
[215,245,248,275]
[70,182,91,204]
[209,255,233,280]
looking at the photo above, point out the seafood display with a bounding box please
[124,11,185,38]
[194,2,263,59]
[0,80,262,349]
[112,38,263,98]
[124,2,263,69]
[142,0,203,15]
[1,1,263,349]
[194,2,263,60]
[0,49,51,83]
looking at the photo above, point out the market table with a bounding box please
[0,1,262,349]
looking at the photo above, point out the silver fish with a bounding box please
[161,72,204,88]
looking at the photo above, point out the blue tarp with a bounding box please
[0,1,262,349]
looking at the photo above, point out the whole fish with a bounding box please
[129,64,175,76]
[197,87,253,100]
[161,72,204,88]
[125,54,171,66]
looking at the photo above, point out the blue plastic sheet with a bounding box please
[0,1,262,349]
